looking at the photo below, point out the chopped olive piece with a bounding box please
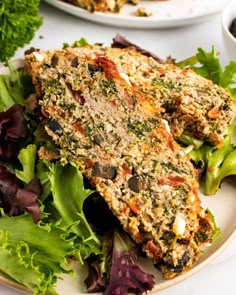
[128,175,141,193]
[51,55,59,67]
[45,119,63,135]
[92,162,117,179]
[88,64,103,76]
[165,250,190,273]
[71,57,79,67]
[93,134,103,145]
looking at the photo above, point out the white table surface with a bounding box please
[1,1,236,295]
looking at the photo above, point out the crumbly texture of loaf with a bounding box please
[25,50,214,279]
[25,45,236,146]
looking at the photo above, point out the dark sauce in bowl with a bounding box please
[229,18,236,38]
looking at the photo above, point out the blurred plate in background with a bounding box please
[43,0,231,29]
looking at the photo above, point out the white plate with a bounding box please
[43,0,231,28]
[1,60,236,295]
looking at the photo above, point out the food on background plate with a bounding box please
[134,7,153,17]
[64,0,137,13]
[63,0,169,13]
[0,35,236,295]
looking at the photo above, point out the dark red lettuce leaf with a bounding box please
[112,34,164,64]
[104,231,155,295]
[0,165,21,212]
[84,230,155,295]
[84,231,113,293]
[104,253,154,295]
[0,165,41,223]
[0,104,27,159]
[84,256,107,293]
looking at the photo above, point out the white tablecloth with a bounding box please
[1,2,236,295]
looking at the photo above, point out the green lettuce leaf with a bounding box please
[188,144,214,168]
[0,62,24,110]
[176,47,236,95]
[0,212,77,295]
[63,37,89,49]
[204,147,236,195]
[15,144,37,184]
[36,160,52,202]
[177,47,236,196]
[176,133,204,149]
[46,162,101,260]
[187,122,236,195]
[206,208,221,240]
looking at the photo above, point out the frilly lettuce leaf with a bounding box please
[44,161,101,260]
[0,212,76,295]
[0,161,102,295]
[176,47,236,96]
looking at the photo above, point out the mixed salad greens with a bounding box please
[0,40,236,295]
[176,47,236,195]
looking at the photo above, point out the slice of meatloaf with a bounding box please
[25,45,236,146]
[25,50,214,279]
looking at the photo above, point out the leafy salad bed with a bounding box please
[0,41,236,295]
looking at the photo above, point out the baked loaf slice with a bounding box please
[25,45,236,146]
[25,50,214,279]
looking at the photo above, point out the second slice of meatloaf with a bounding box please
[76,45,236,146]
[25,51,214,279]
[25,45,236,146]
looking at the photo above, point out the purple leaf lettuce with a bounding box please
[85,230,155,295]
[0,165,41,223]
[112,34,164,64]
[0,104,27,159]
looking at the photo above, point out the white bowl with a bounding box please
[222,0,236,61]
